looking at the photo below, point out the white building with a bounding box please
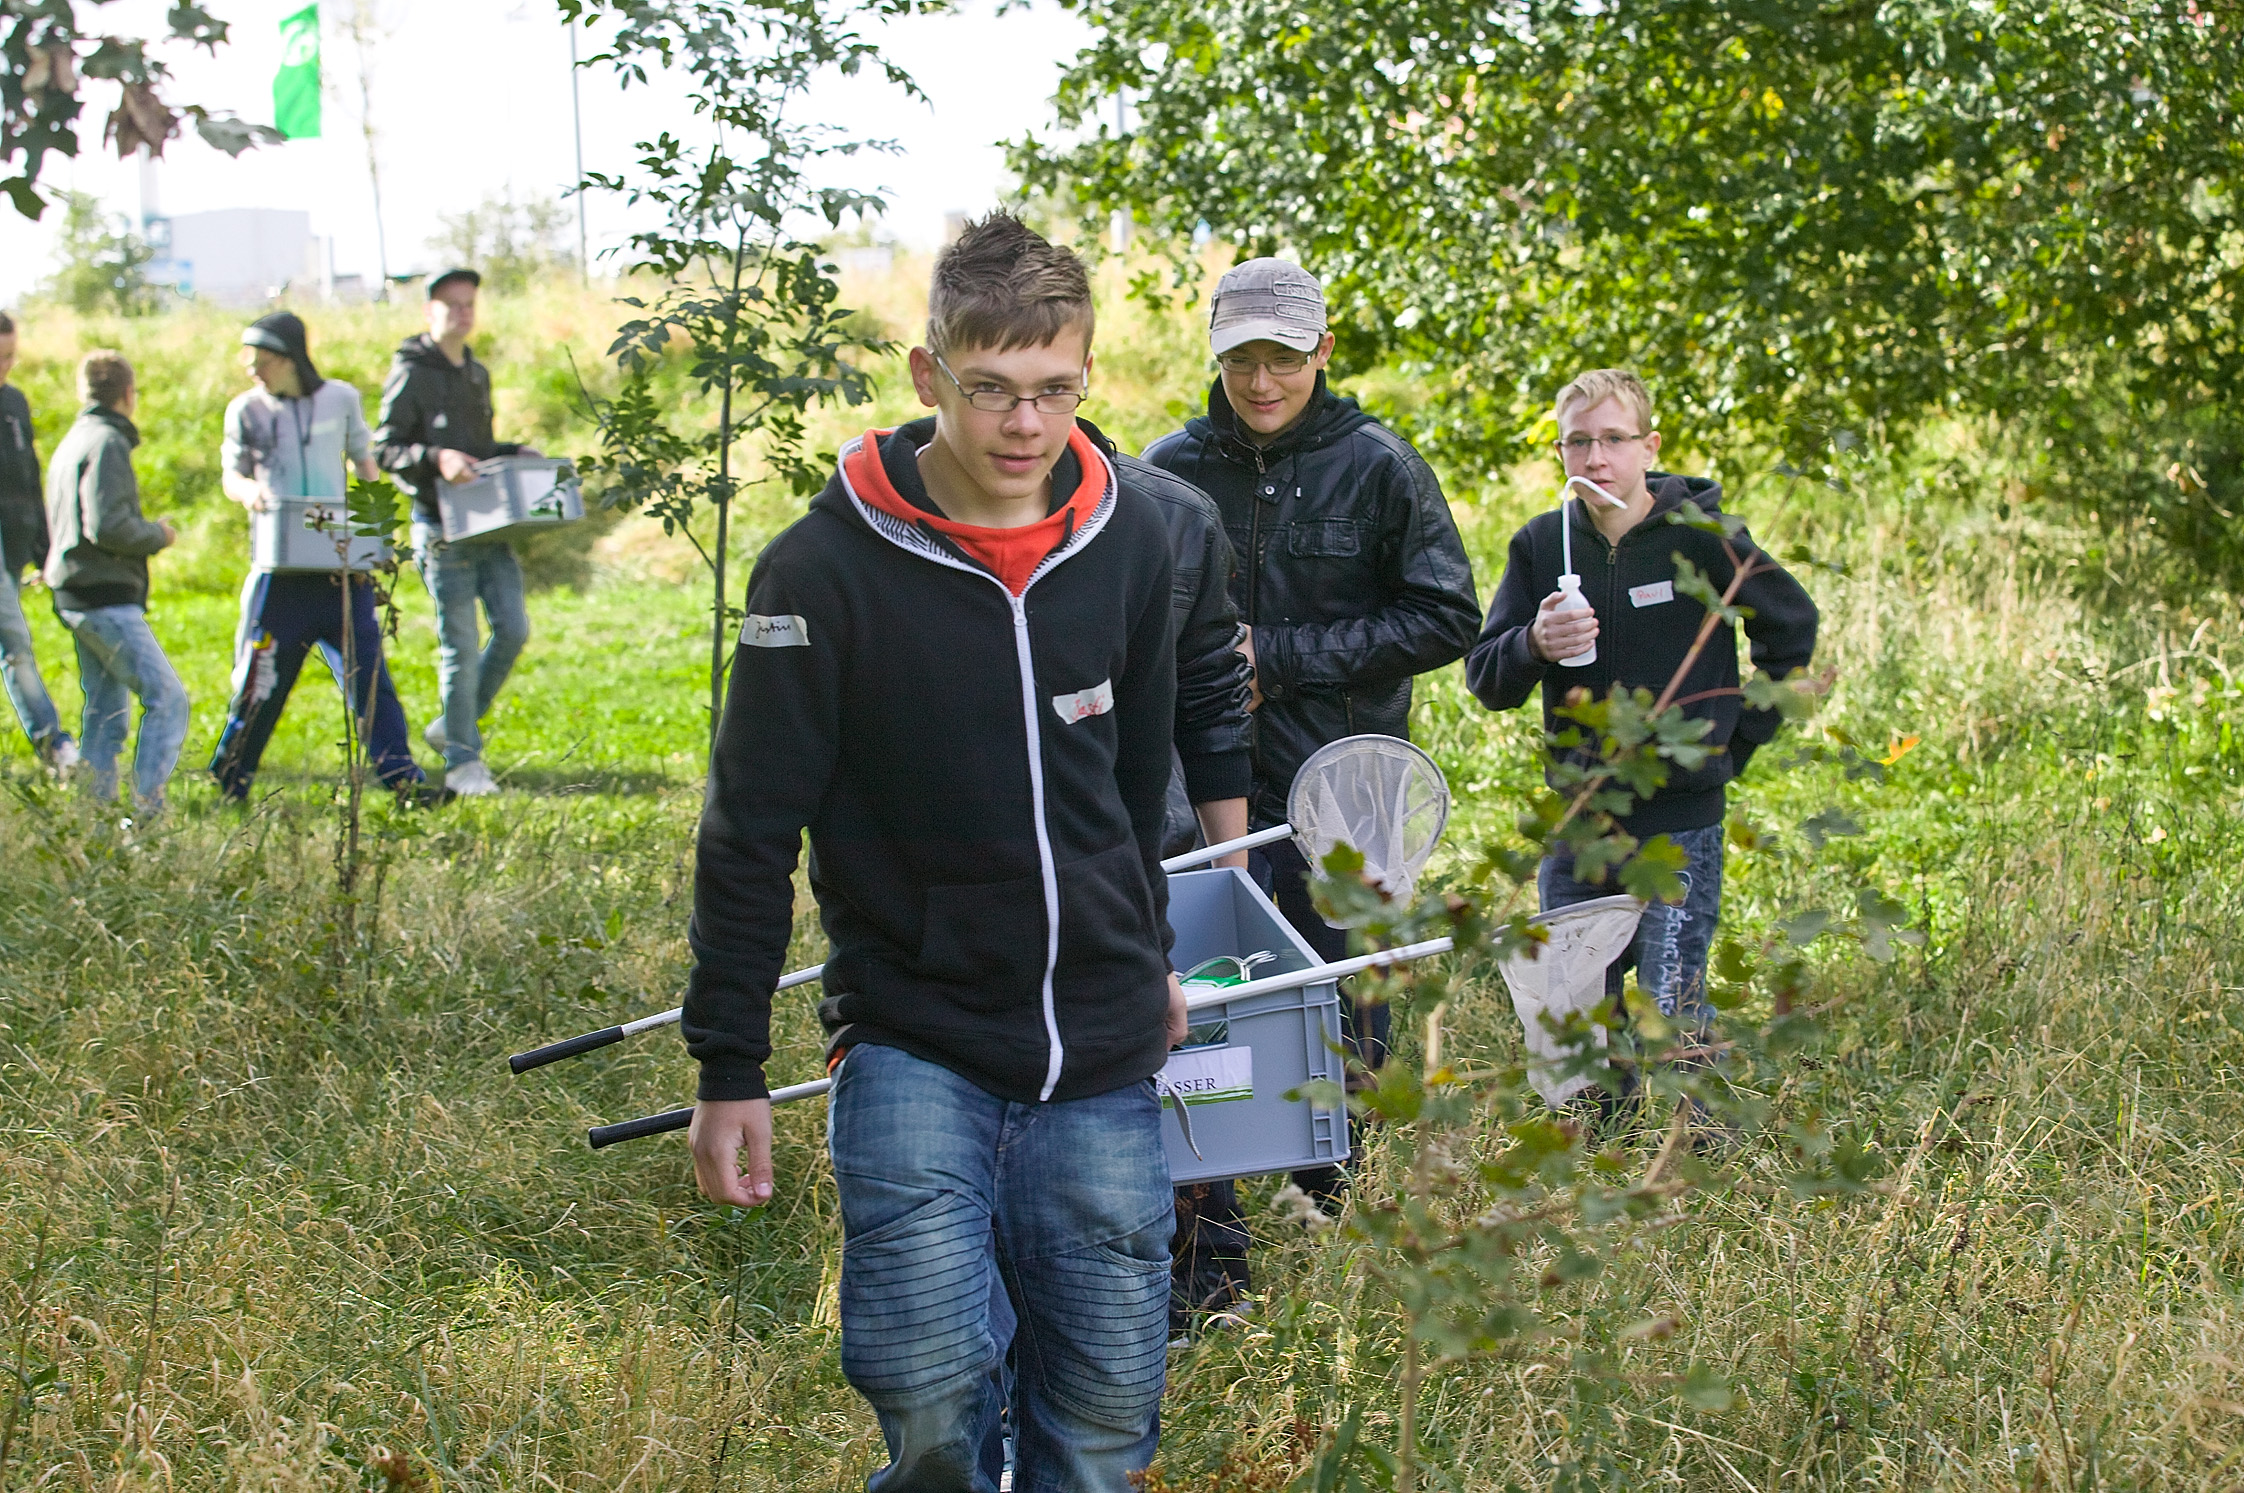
[148,208,341,306]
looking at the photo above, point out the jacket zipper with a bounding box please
[1606,525,1622,664]
[1245,443,1267,625]
[1009,592,1068,1100]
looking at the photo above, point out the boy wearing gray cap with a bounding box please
[209,312,426,800]
[1143,257,1480,1325]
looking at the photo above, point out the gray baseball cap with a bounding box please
[1208,257,1327,354]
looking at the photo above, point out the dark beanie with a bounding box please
[241,312,324,398]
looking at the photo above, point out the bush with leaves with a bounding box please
[1283,498,1912,1490]
[564,0,923,741]
[1013,0,2244,514]
[36,189,158,316]
[427,191,577,296]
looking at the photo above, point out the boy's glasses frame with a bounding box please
[1557,433,1650,454]
[935,353,1089,415]
[1216,351,1314,376]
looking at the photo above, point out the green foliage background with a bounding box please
[1016,0,2244,588]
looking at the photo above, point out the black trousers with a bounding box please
[1169,836,1390,1326]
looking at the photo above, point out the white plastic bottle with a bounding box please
[1554,574,1597,667]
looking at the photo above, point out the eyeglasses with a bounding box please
[936,354,1088,415]
[1217,351,1313,376]
[1558,433,1648,454]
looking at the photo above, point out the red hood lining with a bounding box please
[843,426,1107,597]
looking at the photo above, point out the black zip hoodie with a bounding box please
[1465,472,1818,835]
[683,420,1179,1105]
[371,334,521,524]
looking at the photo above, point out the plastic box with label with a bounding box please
[1158,865,1348,1183]
[251,498,389,573]
[437,456,585,544]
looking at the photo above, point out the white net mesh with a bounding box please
[1286,735,1451,927]
[1497,894,1645,1106]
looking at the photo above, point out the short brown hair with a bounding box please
[80,350,134,408]
[926,213,1093,356]
[0,310,15,336]
[1554,368,1654,434]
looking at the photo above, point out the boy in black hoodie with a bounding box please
[1466,368,1818,1035]
[684,215,1184,1491]
[372,269,540,798]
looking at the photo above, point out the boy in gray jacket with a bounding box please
[44,351,187,809]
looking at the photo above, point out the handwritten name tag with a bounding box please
[1051,678,1115,724]
[1629,581,1675,608]
[741,613,810,648]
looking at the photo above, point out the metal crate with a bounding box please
[436,457,584,544]
[250,498,389,573]
[1157,866,1348,1184]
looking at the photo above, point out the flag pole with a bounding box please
[347,0,391,300]
[569,21,588,285]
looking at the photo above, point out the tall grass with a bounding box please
[1,266,2241,1489]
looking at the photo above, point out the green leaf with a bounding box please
[1779,909,1831,946]
[1617,835,1687,904]
[1680,1364,1734,1412]
[1799,809,1862,850]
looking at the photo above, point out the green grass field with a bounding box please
[2,274,2242,1491]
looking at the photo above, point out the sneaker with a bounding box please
[41,736,79,775]
[445,759,499,797]
[422,719,448,754]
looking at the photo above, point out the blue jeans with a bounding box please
[0,566,63,752]
[209,571,424,799]
[1539,820,1726,1027]
[829,1042,1172,1493]
[56,603,188,806]
[414,528,527,768]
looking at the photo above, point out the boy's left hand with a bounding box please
[1166,972,1188,1047]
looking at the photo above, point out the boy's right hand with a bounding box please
[435,448,480,484]
[690,1098,775,1207]
[1529,588,1598,663]
[155,520,177,547]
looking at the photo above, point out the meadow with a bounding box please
[1,266,2241,1490]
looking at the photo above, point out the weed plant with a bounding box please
[0,270,2240,1489]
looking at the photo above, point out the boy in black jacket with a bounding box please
[1466,367,1818,1032]
[685,215,1185,1492]
[372,269,541,798]
[1145,256,1480,1323]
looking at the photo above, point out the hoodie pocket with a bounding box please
[917,869,1048,1012]
[1055,842,1161,977]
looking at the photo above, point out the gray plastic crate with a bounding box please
[250,498,388,573]
[1157,866,1347,1184]
[437,457,585,543]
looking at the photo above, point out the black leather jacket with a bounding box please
[1144,378,1481,823]
[1080,420,1256,854]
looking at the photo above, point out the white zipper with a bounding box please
[836,434,1119,1100]
[1010,592,1067,1099]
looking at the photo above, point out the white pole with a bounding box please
[569,22,589,284]
[1183,936,1455,1013]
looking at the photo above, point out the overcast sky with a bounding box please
[0,0,1096,304]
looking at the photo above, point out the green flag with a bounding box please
[274,3,321,140]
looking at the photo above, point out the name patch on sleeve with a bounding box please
[741,613,810,648]
[1629,581,1675,608]
[1051,678,1115,724]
